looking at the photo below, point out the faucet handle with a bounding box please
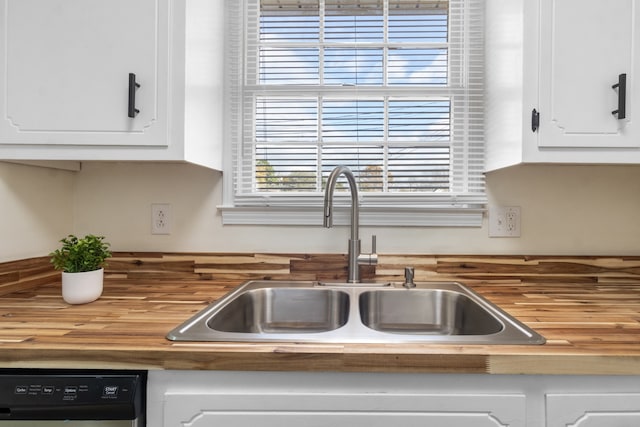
[369,235,378,265]
[357,235,378,266]
[369,235,379,265]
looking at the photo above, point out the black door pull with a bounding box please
[531,108,540,132]
[128,73,140,118]
[612,73,626,119]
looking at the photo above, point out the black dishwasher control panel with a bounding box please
[0,369,145,420]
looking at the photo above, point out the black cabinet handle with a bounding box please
[612,73,626,119]
[531,108,540,132]
[128,73,141,118]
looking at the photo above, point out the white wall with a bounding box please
[0,162,75,262]
[70,162,640,256]
[4,160,639,261]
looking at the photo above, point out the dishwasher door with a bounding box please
[0,370,145,427]
[1,421,134,427]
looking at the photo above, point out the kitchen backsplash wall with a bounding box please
[0,162,74,262]
[4,161,640,263]
[4,252,640,297]
[75,162,640,256]
[104,252,640,285]
[0,256,57,296]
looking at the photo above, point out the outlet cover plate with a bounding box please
[489,206,521,238]
[151,203,172,235]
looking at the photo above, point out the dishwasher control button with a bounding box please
[42,385,55,395]
[14,385,27,394]
[103,385,119,398]
[28,385,42,394]
[64,386,78,395]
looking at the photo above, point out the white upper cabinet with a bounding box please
[0,0,223,170]
[485,0,640,171]
[3,0,163,143]
[538,0,637,149]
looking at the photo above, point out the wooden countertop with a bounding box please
[1,253,640,375]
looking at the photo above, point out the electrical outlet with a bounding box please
[489,206,521,237]
[151,203,171,235]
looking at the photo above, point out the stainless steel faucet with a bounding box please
[323,165,377,283]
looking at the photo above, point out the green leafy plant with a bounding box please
[50,234,112,273]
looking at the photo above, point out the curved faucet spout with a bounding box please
[323,165,359,242]
[323,166,377,283]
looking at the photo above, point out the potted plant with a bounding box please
[50,234,112,304]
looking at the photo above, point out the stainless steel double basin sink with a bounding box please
[167,280,545,345]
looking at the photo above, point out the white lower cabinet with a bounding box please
[148,371,640,427]
[162,392,524,427]
[149,372,525,427]
[546,393,640,427]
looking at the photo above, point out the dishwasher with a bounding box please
[0,369,145,426]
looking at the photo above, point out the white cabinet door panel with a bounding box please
[538,0,638,148]
[546,393,640,427]
[0,0,167,146]
[163,393,526,427]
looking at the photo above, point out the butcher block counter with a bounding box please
[1,253,640,375]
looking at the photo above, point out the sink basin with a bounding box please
[359,289,503,335]
[207,287,349,333]
[167,280,545,345]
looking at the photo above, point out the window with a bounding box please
[221,0,485,226]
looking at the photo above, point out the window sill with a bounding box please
[218,204,485,227]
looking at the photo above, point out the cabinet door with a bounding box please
[162,392,526,427]
[0,0,167,146]
[538,0,639,148]
[547,393,640,426]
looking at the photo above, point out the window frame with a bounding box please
[220,0,486,227]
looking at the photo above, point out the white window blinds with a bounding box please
[222,0,486,226]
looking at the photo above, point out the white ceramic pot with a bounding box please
[61,268,104,304]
